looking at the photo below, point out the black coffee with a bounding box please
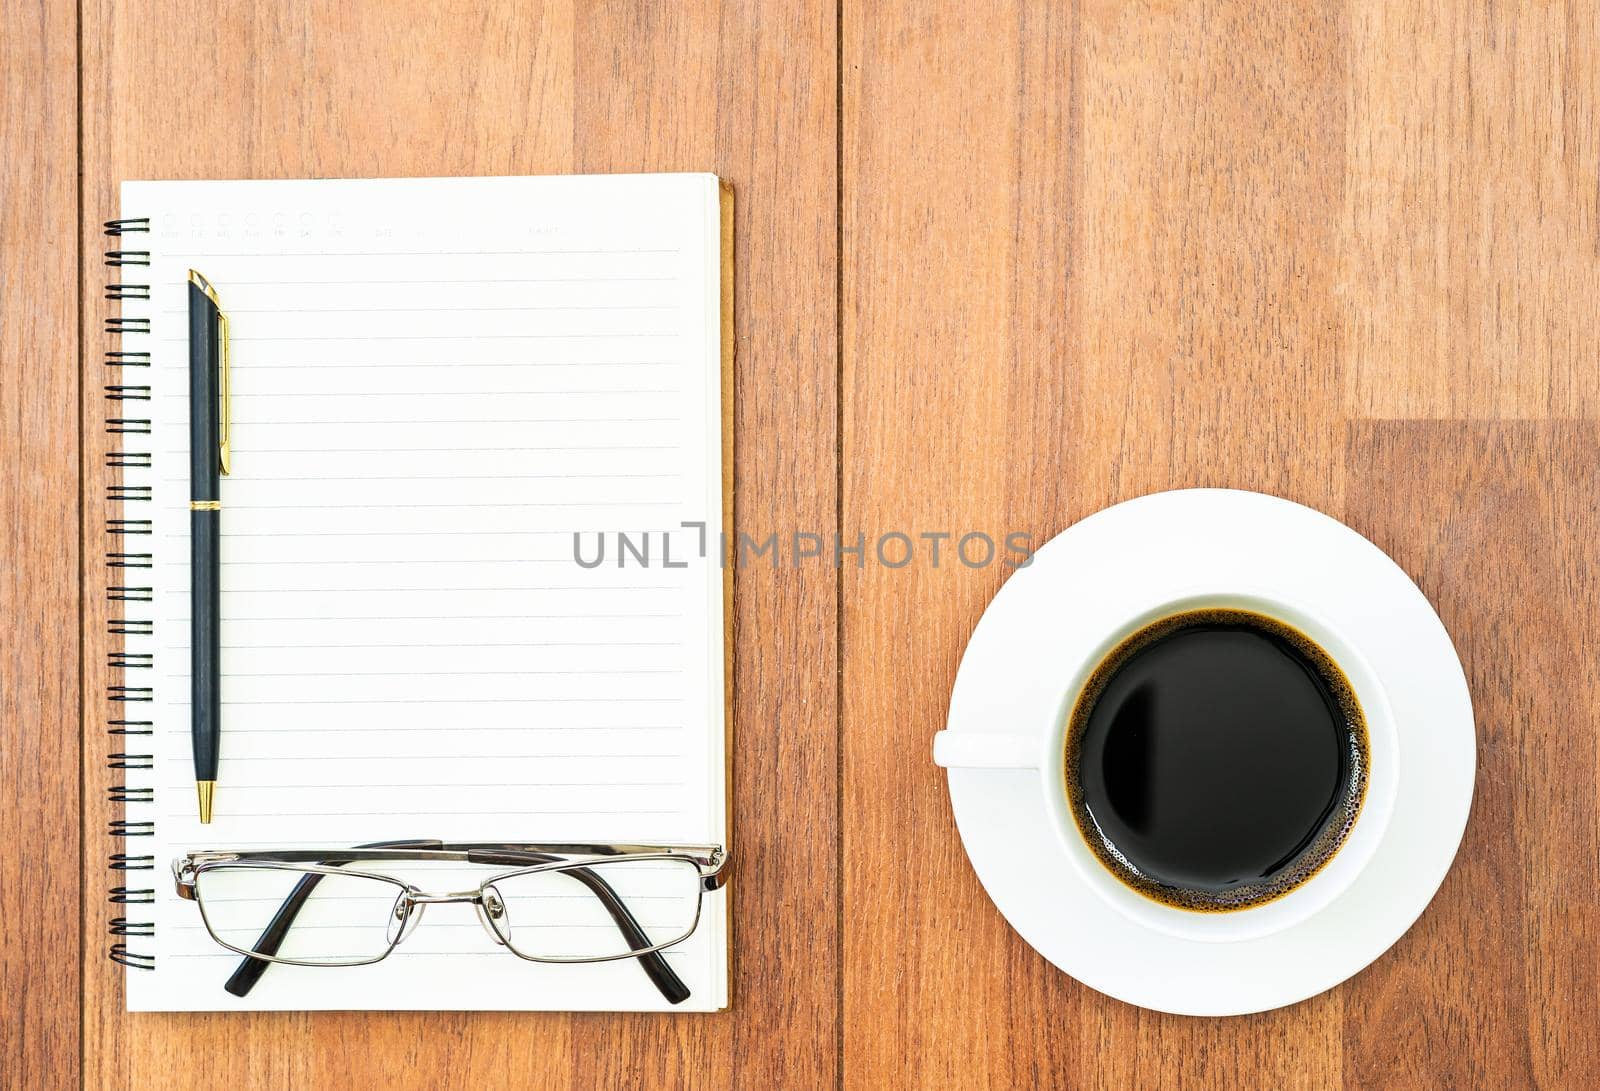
[1064,608,1367,910]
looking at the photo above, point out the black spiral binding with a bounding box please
[105,218,156,971]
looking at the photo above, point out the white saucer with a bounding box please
[940,489,1475,1016]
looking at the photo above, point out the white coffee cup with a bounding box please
[933,587,1399,942]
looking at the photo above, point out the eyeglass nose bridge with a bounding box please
[395,887,512,947]
[404,888,482,906]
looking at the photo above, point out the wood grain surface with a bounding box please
[0,0,1594,1087]
[1,1,82,1088]
[841,1,1598,1089]
[1343,423,1600,1089]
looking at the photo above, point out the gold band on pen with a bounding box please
[190,500,222,511]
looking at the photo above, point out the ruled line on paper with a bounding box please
[197,501,680,509]
[158,754,681,765]
[162,559,620,568]
[153,333,679,342]
[157,361,680,370]
[160,530,625,539]
[154,390,682,399]
[177,910,687,920]
[157,473,681,483]
[159,725,684,735]
[162,668,684,679]
[154,839,693,854]
[157,445,682,455]
[153,419,680,427]
[165,641,679,650]
[164,697,685,705]
[162,613,684,621]
[164,574,674,585]
[159,809,685,818]
[209,276,677,286]
[192,584,677,592]
[159,248,682,257]
[157,305,676,315]
[169,782,680,790]
[157,771,684,785]
[159,948,698,954]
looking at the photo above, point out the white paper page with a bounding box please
[116,175,727,1012]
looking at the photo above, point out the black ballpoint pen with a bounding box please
[188,270,229,823]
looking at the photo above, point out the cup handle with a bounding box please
[932,730,1040,769]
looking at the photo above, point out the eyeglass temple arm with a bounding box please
[223,840,689,1005]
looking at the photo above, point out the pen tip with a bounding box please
[197,781,215,824]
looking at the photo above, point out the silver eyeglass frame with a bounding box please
[173,841,729,969]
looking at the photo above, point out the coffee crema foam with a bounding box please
[1064,608,1369,912]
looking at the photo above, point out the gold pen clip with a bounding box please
[188,270,231,474]
[219,303,231,475]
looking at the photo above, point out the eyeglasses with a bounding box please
[172,839,728,1004]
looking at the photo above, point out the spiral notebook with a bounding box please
[106,174,733,1011]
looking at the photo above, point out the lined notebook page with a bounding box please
[123,175,727,1012]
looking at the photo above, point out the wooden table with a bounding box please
[4,1,1597,1087]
